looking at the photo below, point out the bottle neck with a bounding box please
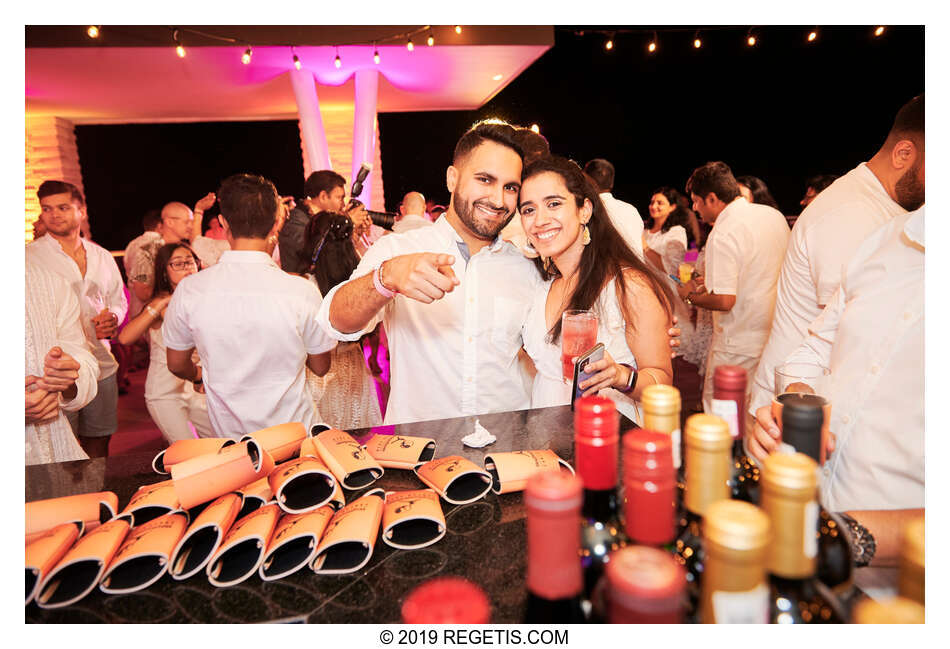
[760,491,819,579]
[684,445,732,516]
[582,488,619,523]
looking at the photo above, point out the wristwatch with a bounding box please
[684,291,695,306]
[618,363,638,393]
[836,512,877,567]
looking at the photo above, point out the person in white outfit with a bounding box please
[392,192,434,234]
[583,158,645,259]
[518,155,675,419]
[118,242,214,443]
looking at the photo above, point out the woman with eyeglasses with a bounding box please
[301,212,383,429]
[118,242,213,442]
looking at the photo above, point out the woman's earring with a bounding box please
[543,256,554,274]
[582,224,591,246]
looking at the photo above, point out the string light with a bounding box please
[87,26,100,39]
[746,28,757,47]
[605,33,614,50]
[292,47,301,70]
[173,29,185,58]
[693,30,702,49]
[807,28,818,42]
[407,38,414,52]
[242,47,252,64]
[647,32,657,54]
[455,25,462,34]
[373,43,380,64]
[427,33,435,46]
[334,47,342,68]
[874,26,886,37]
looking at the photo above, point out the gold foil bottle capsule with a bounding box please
[852,596,924,624]
[683,414,732,517]
[760,452,819,578]
[641,385,682,468]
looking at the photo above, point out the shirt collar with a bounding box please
[218,249,277,265]
[432,214,507,255]
[903,206,925,249]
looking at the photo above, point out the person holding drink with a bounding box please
[518,156,676,411]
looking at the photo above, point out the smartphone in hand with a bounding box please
[571,342,605,410]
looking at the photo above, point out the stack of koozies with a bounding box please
[26,423,573,608]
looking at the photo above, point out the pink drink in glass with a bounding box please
[561,310,598,381]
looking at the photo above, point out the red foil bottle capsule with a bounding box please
[606,545,686,623]
[711,364,747,441]
[401,576,491,624]
[623,429,676,546]
[573,395,619,490]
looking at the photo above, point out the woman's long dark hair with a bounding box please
[737,175,781,211]
[153,242,199,296]
[522,156,675,343]
[305,211,360,296]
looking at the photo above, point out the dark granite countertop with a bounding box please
[27,405,636,623]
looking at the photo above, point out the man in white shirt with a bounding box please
[123,209,163,318]
[26,260,99,465]
[583,158,644,259]
[747,207,924,576]
[319,121,543,425]
[26,181,129,457]
[679,162,790,412]
[749,94,925,415]
[163,173,336,438]
[392,191,434,234]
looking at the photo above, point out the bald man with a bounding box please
[392,191,433,233]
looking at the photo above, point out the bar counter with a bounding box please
[26,404,635,623]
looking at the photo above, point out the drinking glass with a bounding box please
[560,310,598,382]
[772,363,831,464]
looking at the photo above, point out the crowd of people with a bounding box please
[25,94,923,579]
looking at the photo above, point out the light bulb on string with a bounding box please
[746,28,757,47]
[242,47,252,64]
[874,26,885,37]
[407,38,414,51]
[293,52,301,70]
[373,44,380,64]
[693,31,702,49]
[647,31,658,54]
[807,29,818,42]
[334,47,342,69]
[427,33,435,46]
[455,25,462,34]
[87,26,100,39]
[173,30,185,58]
[605,33,614,50]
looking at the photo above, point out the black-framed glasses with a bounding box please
[168,259,198,271]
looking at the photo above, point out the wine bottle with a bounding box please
[781,399,856,604]
[523,470,587,623]
[641,384,684,511]
[709,365,759,504]
[401,576,491,623]
[760,452,845,623]
[623,428,675,548]
[573,395,626,616]
[898,516,925,606]
[605,545,686,623]
[700,500,771,624]
[674,414,732,622]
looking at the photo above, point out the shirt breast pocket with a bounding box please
[490,296,525,358]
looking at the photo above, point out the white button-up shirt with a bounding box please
[599,192,645,260]
[392,214,433,234]
[785,208,923,512]
[705,197,790,357]
[162,250,337,438]
[318,216,542,425]
[26,235,128,380]
[750,164,907,411]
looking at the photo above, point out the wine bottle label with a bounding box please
[671,428,681,469]
[711,583,769,624]
[710,399,739,440]
[804,501,819,559]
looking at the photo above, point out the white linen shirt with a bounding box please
[749,163,907,411]
[392,214,433,234]
[705,197,790,357]
[600,192,645,260]
[26,235,128,380]
[162,250,337,438]
[783,208,924,512]
[317,216,542,425]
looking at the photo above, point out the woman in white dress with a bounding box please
[117,242,214,442]
[517,156,675,414]
[303,212,383,430]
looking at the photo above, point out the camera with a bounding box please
[349,163,397,230]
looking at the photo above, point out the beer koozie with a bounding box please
[483,450,575,494]
[25,522,81,606]
[206,503,281,588]
[100,511,188,594]
[171,440,275,510]
[241,422,308,464]
[259,506,335,582]
[152,437,236,474]
[169,492,243,581]
[311,489,385,575]
[119,479,181,527]
[267,455,337,514]
[414,456,493,505]
[35,517,130,609]
[235,476,274,520]
[310,429,384,490]
[381,489,446,550]
[26,491,119,544]
[364,434,437,469]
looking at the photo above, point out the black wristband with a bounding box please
[836,512,876,568]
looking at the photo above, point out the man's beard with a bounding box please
[895,162,925,211]
[453,190,514,240]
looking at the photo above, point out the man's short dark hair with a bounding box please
[513,127,551,165]
[887,93,924,145]
[217,173,278,239]
[304,170,346,199]
[806,174,839,194]
[142,208,161,232]
[583,159,615,192]
[686,161,741,204]
[453,119,524,166]
[37,180,84,207]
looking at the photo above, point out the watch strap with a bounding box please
[836,512,876,568]
[618,363,637,394]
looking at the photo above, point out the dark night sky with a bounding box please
[75,25,924,252]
